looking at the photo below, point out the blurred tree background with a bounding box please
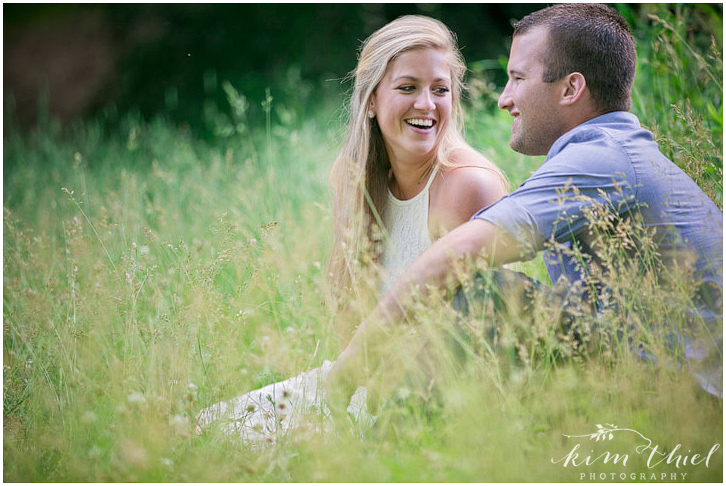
[4,3,548,136]
[4,3,723,150]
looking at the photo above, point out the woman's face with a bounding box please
[370,48,452,167]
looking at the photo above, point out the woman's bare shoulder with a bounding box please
[428,147,509,237]
[441,147,509,192]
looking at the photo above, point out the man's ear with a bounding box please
[559,72,587,106]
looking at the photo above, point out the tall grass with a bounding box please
[628,3,723,207]
[4,6,722,482]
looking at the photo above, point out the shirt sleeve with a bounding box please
[472,141,638,259]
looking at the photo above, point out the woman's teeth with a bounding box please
[406,118,434,128]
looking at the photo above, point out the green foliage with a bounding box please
[628,3,723,207]
[3,8,723,482]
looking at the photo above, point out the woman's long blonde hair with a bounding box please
[327,15,478,311]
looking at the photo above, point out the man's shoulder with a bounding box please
[549,111,647,155]
[545,112,650,171]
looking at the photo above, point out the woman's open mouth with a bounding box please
[405,118,436,130]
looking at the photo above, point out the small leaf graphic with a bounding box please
[596,424,603,429]
[609,433,614,440]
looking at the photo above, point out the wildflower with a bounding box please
[169,414,189,437]
[88,445,102,460]
[185,382,198,402]
[169,414,187,428]
[120,439,148,468]
[395,387,411,400]
[127,391,146,405]
[81,411,98,423]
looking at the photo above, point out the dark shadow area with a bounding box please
[4,3,547,133]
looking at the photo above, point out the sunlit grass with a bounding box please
[3,5,722,482]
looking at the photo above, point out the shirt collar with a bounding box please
[546,111,640,160]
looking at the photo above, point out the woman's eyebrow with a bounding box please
[392,75,451,83]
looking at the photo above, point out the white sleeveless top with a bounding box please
[379,168,436,294]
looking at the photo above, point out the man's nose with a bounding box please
[498,81,513,111]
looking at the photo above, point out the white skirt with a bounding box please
[195,360,372,447]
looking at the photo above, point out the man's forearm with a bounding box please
[368,219,518,327]
[326,219,518,411]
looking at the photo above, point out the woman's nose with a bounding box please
[414,90,435,111]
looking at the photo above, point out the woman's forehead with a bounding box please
[385,48,452,80]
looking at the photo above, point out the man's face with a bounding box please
[498,26,567,156]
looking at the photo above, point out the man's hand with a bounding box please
[325,344,361,423]
[325,315,389,421]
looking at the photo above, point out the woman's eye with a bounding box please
[397,85,415,92]
[434,87,450,95]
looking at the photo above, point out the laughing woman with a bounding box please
[197,15,508,444]
[328,14,508,346]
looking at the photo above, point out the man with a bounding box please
[327,4,723,407]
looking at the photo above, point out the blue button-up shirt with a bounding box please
[474,111,722,317]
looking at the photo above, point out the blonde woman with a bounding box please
[328,14,508,344]
[197,15,508,444]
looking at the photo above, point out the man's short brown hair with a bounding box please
[514,3,637,113]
